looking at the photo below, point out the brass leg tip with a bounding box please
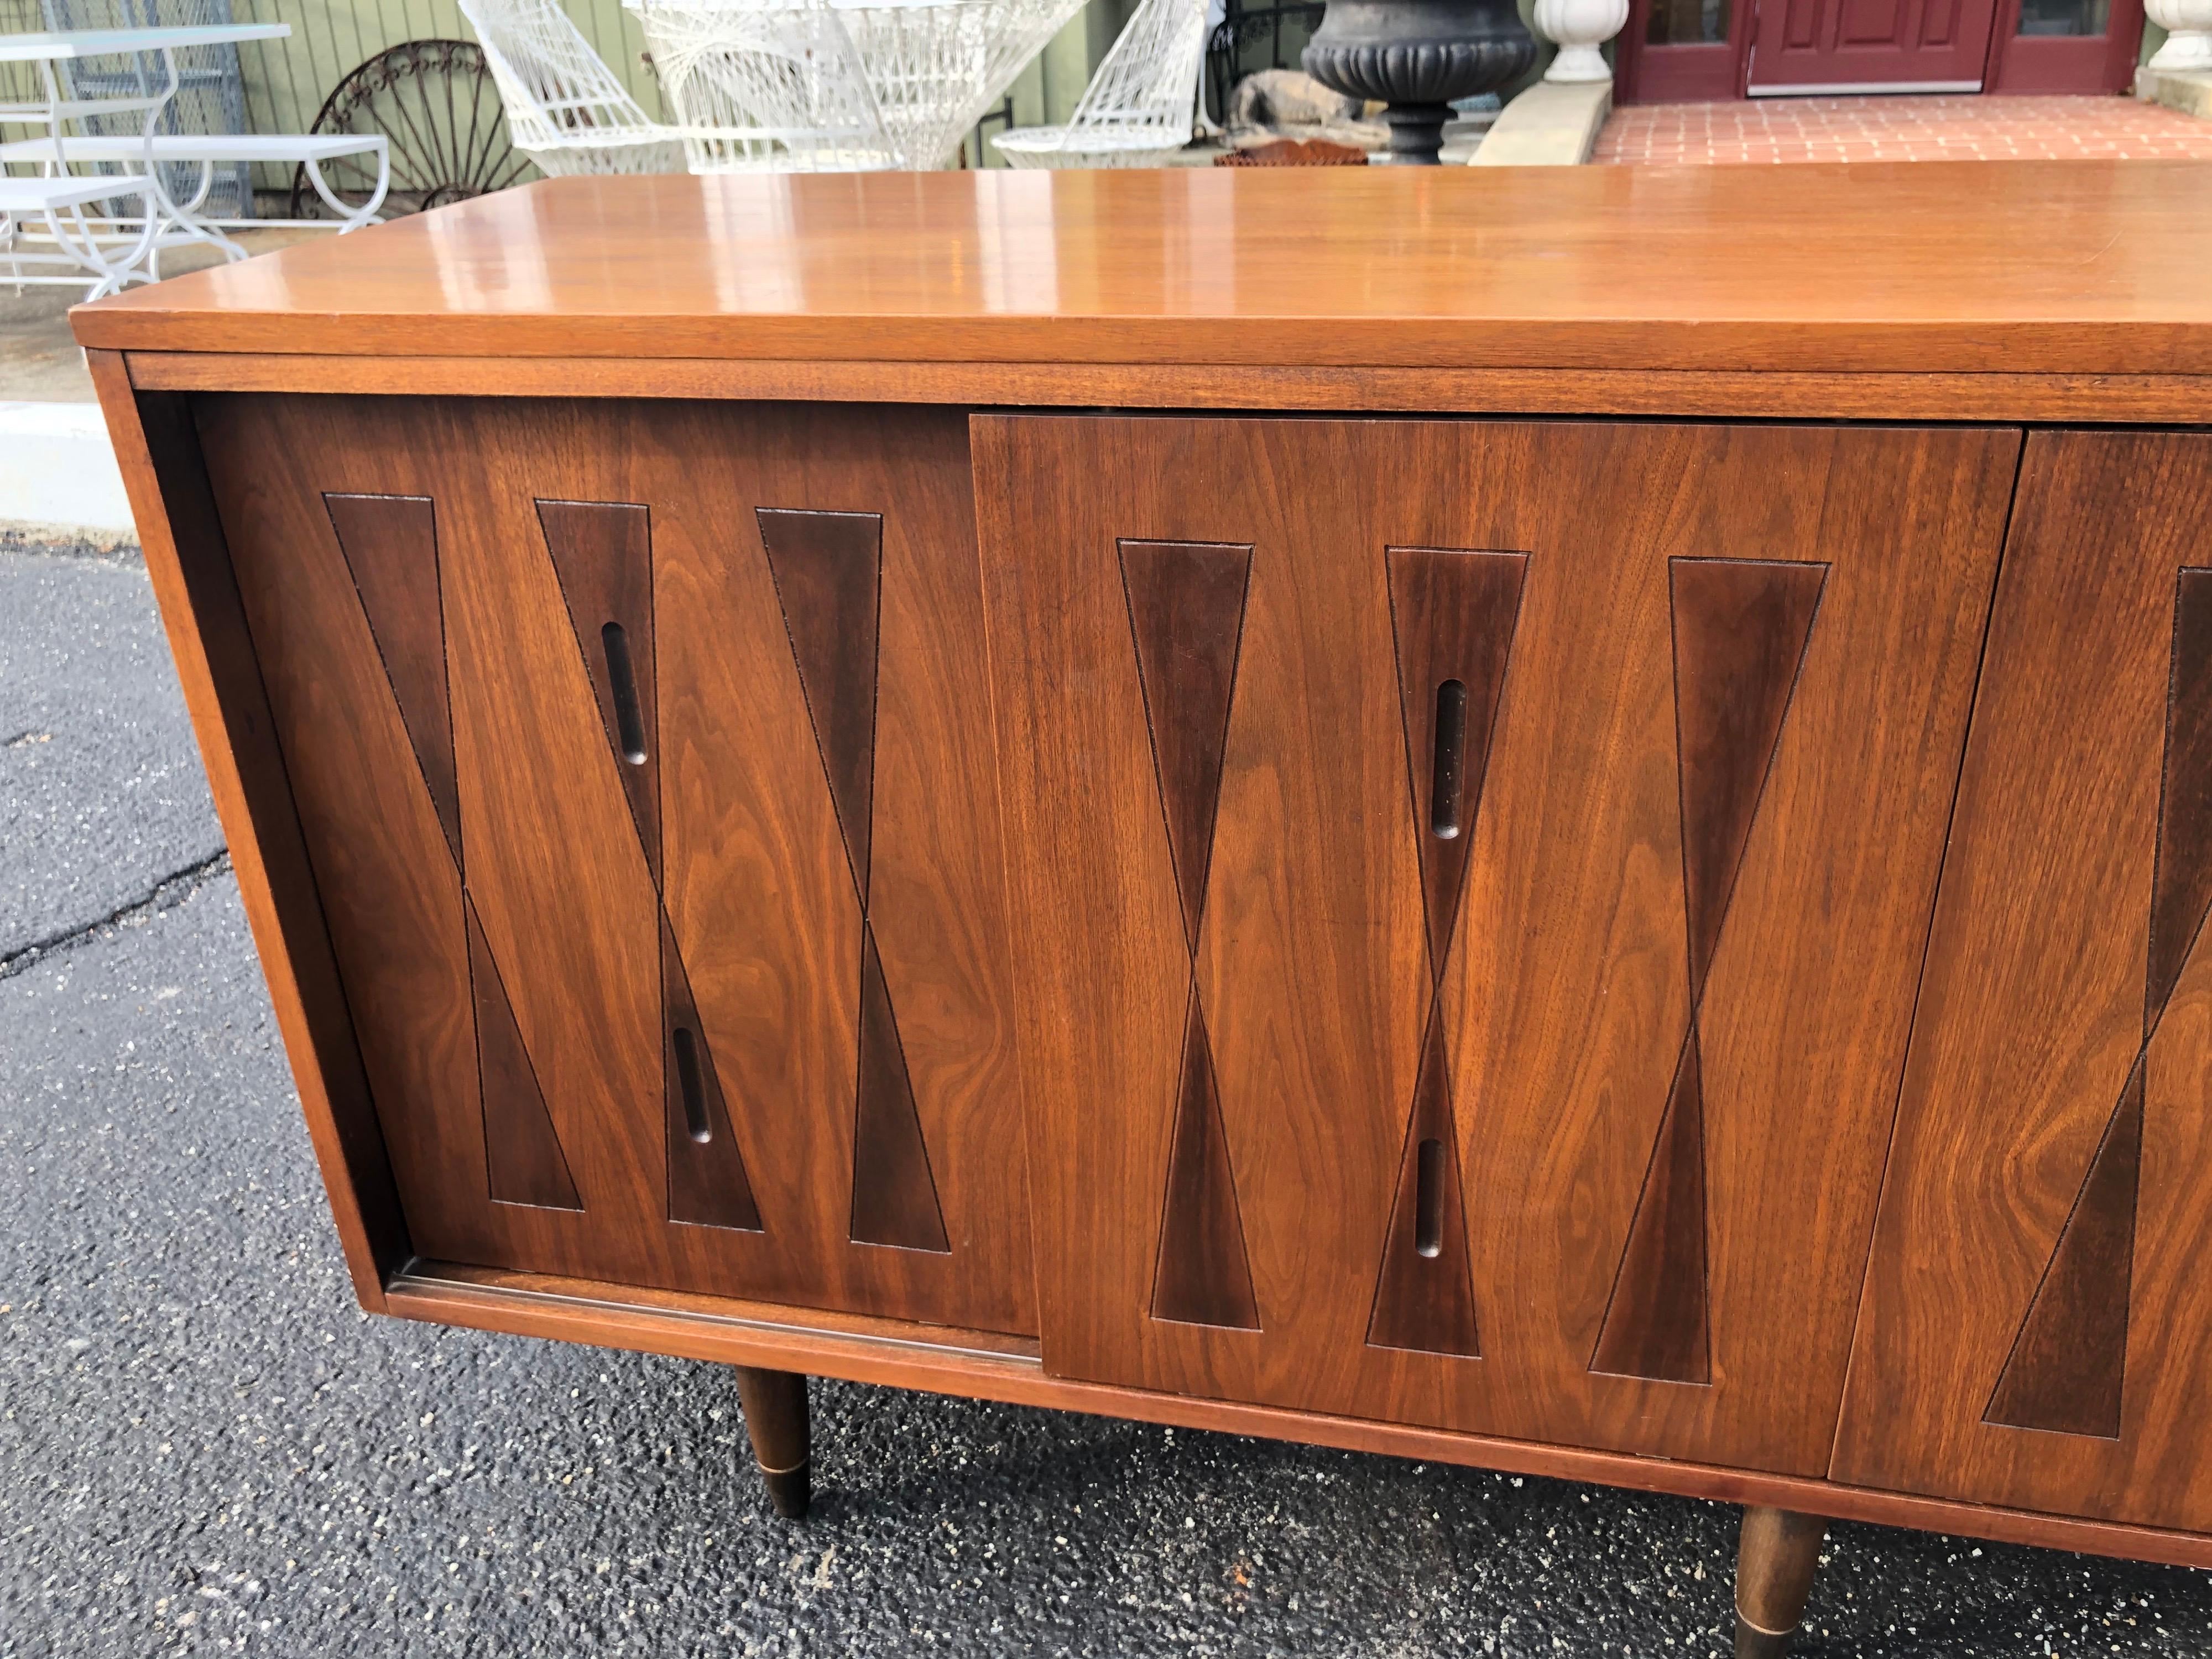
[762,1461,811,1520]
[1734,1613,1796,1658]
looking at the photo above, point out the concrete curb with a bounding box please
[0,399,134,534]
[2137,62,2212,121]
[1469,80,1613,166]
[1,519,142,561]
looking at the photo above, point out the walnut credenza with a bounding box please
[76,162,2212,1656]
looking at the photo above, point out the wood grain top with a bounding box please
[73,162,2212,375]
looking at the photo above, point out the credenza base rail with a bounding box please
[388,1259,2212,1574]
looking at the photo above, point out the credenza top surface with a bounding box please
[72,161,2212,377]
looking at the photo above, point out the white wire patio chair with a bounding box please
[990,0,1207,168]
[463,0,1099,176]
[627,0,901,171]
[833,0,1088,170]
[454,0,685,174]
[628,0,1092,172]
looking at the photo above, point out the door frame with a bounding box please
[1614,0,1756,101]
[1983,0,2145,91]
[1614,0,2143,100]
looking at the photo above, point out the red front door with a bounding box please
[1747,0,2003,89]
[1616,0,2142,98]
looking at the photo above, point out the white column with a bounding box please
[1535,0,1630,82]
[2146,0,2212,73]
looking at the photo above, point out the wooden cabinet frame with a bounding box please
[90,344,2212,1569]
[74,168,2212,1613]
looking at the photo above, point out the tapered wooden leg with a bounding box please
[733,1365,811,1519]
[1734,1506,1827,1658]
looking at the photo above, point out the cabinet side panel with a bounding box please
[97,377,408,1306]
[1836,429,2212,1530]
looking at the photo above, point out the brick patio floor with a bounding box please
[1592,93,2212,164]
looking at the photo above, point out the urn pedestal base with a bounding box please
[1302,0,1536,164]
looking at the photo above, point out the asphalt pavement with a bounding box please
[2,540,2208,1657]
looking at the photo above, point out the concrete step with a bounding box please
[0,400,134,538]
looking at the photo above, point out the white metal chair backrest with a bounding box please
[836,0,1089,169]
[454,0,679,174]
[1060,0,1207,143]
[627,0,900,171]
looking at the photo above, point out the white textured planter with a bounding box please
[1535,0,1629,82]
[2147,0,2212,71]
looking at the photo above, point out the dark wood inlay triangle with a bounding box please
[536,498,660,882]
[850,923,950,1253]
[1590,1033,1710,1384]
[2148,568,2212,1024]
[1151,990,1261,1330]
[1985,1064,2143,1438]
[465,893,581,1212]
[1668,558,1828,996]
[1588,561,1820,1386]
[662,912,763,1233]
[1367,1000,1480,1357]
[1983,568,2212,1435]
[1119,539,1254,954]
[324,492,461,870]
[1385,546,1528,979]
[757,508,884,902]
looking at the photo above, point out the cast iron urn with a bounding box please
[1302,0,1536,165]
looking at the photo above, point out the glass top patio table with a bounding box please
[0,25,289,63]
[0,22,293,299]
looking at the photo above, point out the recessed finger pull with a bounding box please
[602,620,648,764]
[673,1024,712,1144]
[1431,678,1469,839]
[1415,1137,1446,1258]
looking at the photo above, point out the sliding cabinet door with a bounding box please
[198,394,1032,1334]
[1837,431,2212,1528]
[979,414,2015,1473]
